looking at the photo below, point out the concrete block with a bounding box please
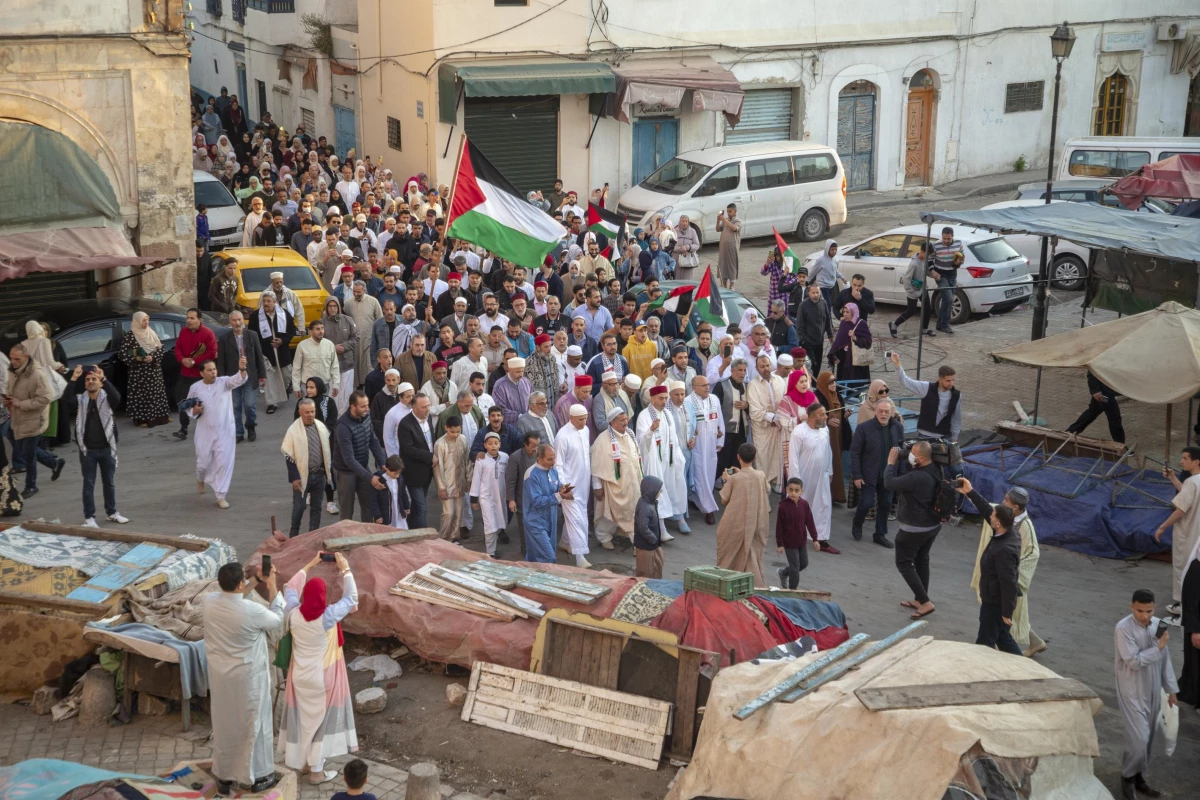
[78,667,116,727]
[445,683,467,707]
[354,686,387,714]
[137,693,171,716]
[404,762,441,800]
[32,685,60,715]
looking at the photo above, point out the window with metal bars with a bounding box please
[387,117,402,151]
[301,108,315,132]
[206,0,222,16]
[247,0,294,11]
[1094,73,1128,136]
[232,0,244,23]
[1004,81,1044,113]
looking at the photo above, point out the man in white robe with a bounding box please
[747,354,785,493]
[203,562,285,794]
[553,404,593,561]
[187,359,246,508]
[789,402,836,552]
[344,282,383,386]
[382,383,415,456]
[684,374,724,524]
[637,385,687,535]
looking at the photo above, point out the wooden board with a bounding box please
[19,520,210,551]
[855,678,1099,712]
[453,560,611,604]
[462,662,672,770]
[389,572,516,620]
[541,618,624,691]
[994,421,1129,462]
[423,564,545,618]
[670,648,703,761]
[67,543,172,604]
[0,589,112,617]
[82,628,181,664]
[323,527,439,551]
[530,609,681,674]
[754,588,833,602]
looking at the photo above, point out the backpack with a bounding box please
[928,462,958,522]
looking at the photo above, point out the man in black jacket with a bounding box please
[957,477,1022,655]
[397,394,436,527]
[850,398,904,548]
[883,441,943,620]
[831,273,877,324]
[216,311,267,443]
[64,365,127,527]
[797,285,833,374]
[1066,370,1125,443]
[331,391,387,522]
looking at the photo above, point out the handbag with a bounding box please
[850,322,875,367]
[273,630,293,669]
[45,365,68,401]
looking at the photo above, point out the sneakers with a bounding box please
[246,426,257,442]
[20,487,37,499]
[108,512,130,524]
[172,429,187,440]
[923,328,937,337]
[938,326,955,335]
[873,535,894,549]
[888,321,899,338]
[326,501,339,515]
[777,566,789,587]
[83,517,99,528]
[51,458,66,482]
[216,498,230,509]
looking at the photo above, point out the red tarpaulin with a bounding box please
[0,226,162,283]
[1109,153,1200,210]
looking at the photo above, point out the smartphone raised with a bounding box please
[261,555,272,577]
[1156,620,1169,639]
[320,552,337,562]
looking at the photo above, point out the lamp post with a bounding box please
[1029,21,1075,425]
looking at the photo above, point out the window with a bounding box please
[695,163,741,197]
[856,235,908,258]
[642,158,707,194]
[241,266,320,292]
[232,0,244,23]
[1004,81,1044,113]
[387,116,403,151]
[256,79,267,120]
[1094,73,1128,136]
[494,0,529,5]
[301,107,315,132]
[247,0,294,11]
[194,180,238,208]
[747,157,793,190]
[792,153,837,183]
[58,324,117,361]
[1050,190,1093,202]
[117,318,180,342]
[1067,149,1149,178]
[969,239,1022,264]
[206,0,222,16]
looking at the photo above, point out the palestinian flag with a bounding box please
[587,203,623,238]
[772,227,804,275]
[646,284,694,316]
[692,265,726,325]
[446,137,562,268]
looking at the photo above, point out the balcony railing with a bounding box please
[247,0,294,11]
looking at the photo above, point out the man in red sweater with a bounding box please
[776,476,818,589]
[173,309,218,440]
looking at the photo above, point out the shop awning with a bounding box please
[610,56,744,126]
[439,62,616,122]
[0,227,161,283]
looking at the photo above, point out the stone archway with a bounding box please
[904,69,937,186]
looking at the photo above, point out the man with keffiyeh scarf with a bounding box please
[64,365,129,527]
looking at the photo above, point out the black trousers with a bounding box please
[800,339,824,378]
[335,469,375,522]
[976,601,1023,655]
[894,525,940,604]
[290,472,326,535]
[1067,397,1125,443]
[894,297,932,329]
[780,546,808,590]
[176,376,200,431]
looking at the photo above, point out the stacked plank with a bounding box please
[390,564,546,621]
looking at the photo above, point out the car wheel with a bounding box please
[1051,255,1087,291]
[933,289,972,326]
[796,209,828,242]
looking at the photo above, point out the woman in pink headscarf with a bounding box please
[828,302,873,384]
[777,368,818,479]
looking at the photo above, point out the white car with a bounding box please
[980,199,1092,291]
[194,170,245,249]
[802,224,1033,326]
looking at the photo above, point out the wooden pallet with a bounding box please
[462,662,672,770]
[389,571,516,620]
[422,564,545,619]
[66,542,173,604]
[447,560,611,604]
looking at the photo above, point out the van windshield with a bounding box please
[640,158,708,194]
[195,180,238,208]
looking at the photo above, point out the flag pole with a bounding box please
[444,134,467,229]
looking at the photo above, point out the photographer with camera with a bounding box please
[890,351,962,477]
[883,441,942,618]
[955,477,1022,656]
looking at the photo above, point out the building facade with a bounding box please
[0,0,195,312]
[354,0,1199,217]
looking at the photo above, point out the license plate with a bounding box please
[1005,286,1028,298]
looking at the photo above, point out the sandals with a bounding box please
[900,600,919,610]
[910,606,936,620]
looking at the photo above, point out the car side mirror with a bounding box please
[854,250,864,259]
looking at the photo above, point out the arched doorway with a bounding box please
[838,81,877,191]
[1095,72,1129,135]
[905,70,936,185]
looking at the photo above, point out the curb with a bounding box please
[846,179,1026,212]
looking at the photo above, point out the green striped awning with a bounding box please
[439,62,616,122]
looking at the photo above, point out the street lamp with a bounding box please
[1029,21,1074,424]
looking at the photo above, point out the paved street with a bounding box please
[6,185,1196,797]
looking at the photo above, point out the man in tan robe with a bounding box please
[432,420,470,541]
[344,282,383,387]
[716,442,771,586]
[591,406,643,549]
[747,354,786,493]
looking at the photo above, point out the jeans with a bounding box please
[408,485,428,529]
[976,601,1023,655]
[80,447,117,518]
[335,469,375,522]
[852,479,892,539]
[14,436,57,491]
[936,274,956,330]
[231,382,258,437]
[290,472,326,535]
[176,376,200,432]
[894,525,940,604]
[819,287,835,330]
[780,546,808,589]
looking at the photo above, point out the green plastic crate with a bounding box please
[683,565,754,601]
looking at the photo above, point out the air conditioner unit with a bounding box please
[1157,22,1186,41]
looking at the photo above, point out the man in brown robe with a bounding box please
[716,442,771,587]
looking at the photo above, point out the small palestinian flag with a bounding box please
[646,284,694,316]
[587,202,623,239]
[446,137,562,268]
[772,227,804,275]
[692,265,726,325]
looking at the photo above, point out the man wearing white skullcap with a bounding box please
[381,381,416,456]
[592,369,629,435]
[622,372,644,419]
[553,402,594,564]
[665,378,695,518]
[368,367,403,443]
[590,404,642,547]
[775,353,795,382]
[492,356,531,428]
[641,357,669,406]
[264,269,305,331]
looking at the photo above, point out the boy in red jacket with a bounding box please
[776,477,818,589]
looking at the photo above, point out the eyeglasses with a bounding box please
[877,388,889,395]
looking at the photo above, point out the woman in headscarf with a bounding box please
[857,379,893,426]
[295,376,340,513]
[637,249,655,285]
[225,96,248,138]
[737,307,761,339]
[235,174,258,208]
[118,311,171,427]
[655,217,677,252]
[378,169,396,198]
[327,188,346,217]
[235,131,254,165]
[241,195,266,247]
[815,370,848,505]
[232,162,253,194]
[21,321,68,446]
[646,236,676,280]
[220,161,237,191]
[193,147,213,173]
[778,369,816,479]
[216,135,236,162]
[201,104,223,146]
[828,302,872,385]
[279,551,359,785]
[633,227,649,251]
[404,180,422,209]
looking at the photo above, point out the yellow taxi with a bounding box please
[210,247,329,343]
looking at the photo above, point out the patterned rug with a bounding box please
[609,581,676,625]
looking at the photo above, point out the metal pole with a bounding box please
[916,221,932,380]
[1166,403,1173,465]
[1080,250,1097,329]
[1030,56,1063,343]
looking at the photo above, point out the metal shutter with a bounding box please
[464,96,559,196]
[725,89,793,145]
[0,271,92,328]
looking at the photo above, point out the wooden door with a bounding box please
[905,87,934,185]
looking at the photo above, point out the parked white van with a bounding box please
[1056,137,1200,181]
[615,142,847,244]
[194,170,244,249]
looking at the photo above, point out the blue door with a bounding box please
[837,91,876,191]
[334,104,357,160]
[236,64,248,120]
[632,118,679,185]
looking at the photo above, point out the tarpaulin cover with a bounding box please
[0,759,177,800]
[919,202,1200,263]
[1109,153,1200,210]
[611,56,744,126]
[961,444,1173,559]
[990,301,1200,404]
[666,639,1107,800]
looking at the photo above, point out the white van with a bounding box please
[194,170,245,249]
[615,142,847,245]
[1056,137,1200,181]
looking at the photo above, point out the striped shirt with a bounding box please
[931,239,963,278]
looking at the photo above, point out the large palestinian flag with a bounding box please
[587,203,623,239]
[692,265,726,326]
[445,138,563,268]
